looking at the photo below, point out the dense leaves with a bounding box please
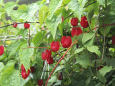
[0,0,115,86]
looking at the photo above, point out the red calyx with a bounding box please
[112,36,115,45]
[71,27,83,37]
[21,71,28,79]
[80,16,89,28]
[61,36,72,48]
[41,49,52,60]
[62,16,64,22]
[71,17,78,26]
[58,72,63,80]
[21,64,30,79]
[51,41,60,52]
[0,45,4,56]
[38,79,43,86]
[47,57,54,64]
[13,22,18,28]
[24,23,30,29]
[21,64,26,72]
[30,66,35,73]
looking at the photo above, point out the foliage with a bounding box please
[0,0,115,86]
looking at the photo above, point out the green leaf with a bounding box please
[32,31,45,47]
[46,14,62,39]
[74,48,84,54]
[82,32,95,44]
[78,0,87,8]
[87,46,101,56]
[77,53,91,68]
[39,5,48,25]
[27,3,39,21]
[19,44,34,70]
[97,0,105,6]
[67,0,81,20]
[99,66,112,76]
[7,41,21,58]
[0,61,20,86]
[49,0,63,19]
[62,0,71,5]
[0,62,4,72]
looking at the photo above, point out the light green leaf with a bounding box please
[62,0,71,5]
[82,32,95,44]
[74,48,84,54]
[0,61,20,86]
[77,53,91,68]
[49,0,63,19]
[46,14,62,39]
[27,3,39,21]
[39,5,48,25]
[78,0,87,8]
[0,62,4,72]
[97,0,105,6]
[87,46,101,56]
[19,44,34,70]
[32,31,45,47]
[67,0,81,20]
[99,66,112,76]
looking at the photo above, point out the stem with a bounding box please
[45,40,77,86]
[101,34,106,61]
[28,28,31,47]
[0,22,39,28]
[22,47,49,49]
[84,1,97,8]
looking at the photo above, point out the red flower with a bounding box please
[80,16,89,28]
[47,57,54,65]
[51,41,60,52]
[30,66,35,73]
[38,79,43,86]
[112,36,115,45]
[41,49,52,60]
[24,23,30,29]
[71,18,78,26]
[13,22,18,28]
[71,27,83,37]
[61,36,72,48]
[0,45,4,56]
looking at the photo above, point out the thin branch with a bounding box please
[84,1,97,8]
[101,34,106,61]
[45,40,78,86]
[0,22,39,28]
[22,47,49,49]
[28,28,31,47]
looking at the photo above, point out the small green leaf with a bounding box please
[99,66,112,76]
[97,0,105,6]
[46,14,62,39]
[82,32,95,44]
[74,48,84,54]
[49,0,63,18]
[39,5,48,25]
[19,44,34,70]
[0,62,4,72]
[77,53,91,68]
[87,46,101,56]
